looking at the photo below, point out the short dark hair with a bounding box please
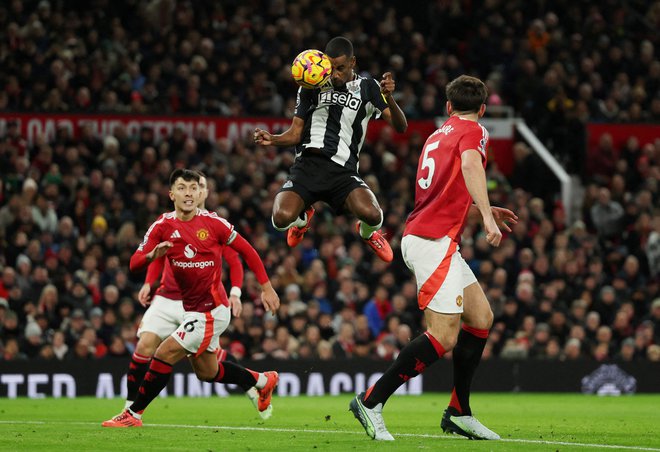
[325,36,353,58]
[169,168,200,187]
[446,75,488,113]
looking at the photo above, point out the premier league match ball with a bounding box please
[291,49,332,89]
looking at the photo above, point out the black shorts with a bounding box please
[278,152,371,213]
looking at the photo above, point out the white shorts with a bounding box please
[401,235,477,314]
[138,295,185,340]
[171,304,231,357]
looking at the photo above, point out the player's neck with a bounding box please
[176,207,197,221]
[451,112,479,122]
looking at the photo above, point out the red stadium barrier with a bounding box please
[0,112,517,175]
[587,123,660,159]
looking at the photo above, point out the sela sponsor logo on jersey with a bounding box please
[184,244,197,258]
[319,90,362,111]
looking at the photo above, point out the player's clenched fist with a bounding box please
[483,217,502,247]
[254,128,273,146]
[380,72,396,97]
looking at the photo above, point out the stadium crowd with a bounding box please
[0,0,659,364]
[1,0,659,172]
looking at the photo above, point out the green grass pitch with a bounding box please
[1,393,659,451]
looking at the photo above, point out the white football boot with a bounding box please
[441,409,500,440]
[349,392,395,441]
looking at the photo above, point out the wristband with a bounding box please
[230,287,242,298]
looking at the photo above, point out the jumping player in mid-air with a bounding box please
[254,36,408,263]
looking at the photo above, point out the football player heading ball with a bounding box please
[255,36,407,263]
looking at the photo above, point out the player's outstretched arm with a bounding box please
[228,233,280,313]
[461,150,502,247]
[379,72,408,133]
[254,117,304,147]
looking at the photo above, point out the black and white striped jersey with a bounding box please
[293,74,389,171]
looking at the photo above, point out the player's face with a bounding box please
[169,177,199,214]
[197,176,208,208]
[328,55,355,88]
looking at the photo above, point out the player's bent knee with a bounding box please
[135,333,161,357]
[485,308,494,329]
[465,308,494,331]
[198,371,217,382]
[427,328,458,352]
[272,209,298,229]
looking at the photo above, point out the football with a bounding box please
[291,49,332,89]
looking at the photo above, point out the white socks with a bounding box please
[358,217,383,239]
[271,211,309,232]
[255,373,268,389]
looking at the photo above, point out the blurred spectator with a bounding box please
[648,344,660,362]
[363,286,392,338]
[2,338,26,361]
[563,338,583,360]
[21,322,43,358]
[52,330,68,360]
[590,188,624,240]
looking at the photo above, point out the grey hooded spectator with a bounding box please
[590,188,624,239]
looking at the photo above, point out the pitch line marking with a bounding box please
[0,420,659,451]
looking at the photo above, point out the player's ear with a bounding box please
[169,190,174,201]
[478,103,486,118]
[350,55,356,68]
[446,101,453,116]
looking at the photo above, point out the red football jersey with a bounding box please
[138,209,236,312]
[152,245,243,301]
[404,116,489,241]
